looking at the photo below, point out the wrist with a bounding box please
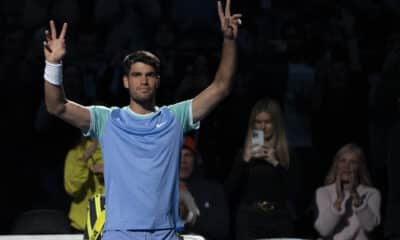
[334,199,343,210]
[352,194,362,207]
[267,158,279,166]
[46,58,62,64]
[353,199,362,208]
[223,38,236,44]
[44,61,63,85]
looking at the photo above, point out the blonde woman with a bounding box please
[314,143,381,240]
[225,97,293,239]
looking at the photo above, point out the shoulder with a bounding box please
[358,185,381,196]
[89,105,113,112]
[89,105,114,118]
[167,99,192,112]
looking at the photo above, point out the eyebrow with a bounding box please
[130,71,157,76]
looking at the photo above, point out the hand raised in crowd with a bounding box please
[43,20,68,64]
[90,163,104,174]
[243,137,279,167]
[217,0,242,40]
[80,140,99,163]
[263,143,279,166]
[254,145,279,166]
[335,172,344,211]
[349,171,363,207]
[180,190,200,226]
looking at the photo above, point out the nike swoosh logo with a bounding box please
[156,122,166,128]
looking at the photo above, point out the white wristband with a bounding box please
[44,61,63,85]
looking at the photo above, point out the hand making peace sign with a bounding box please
[217,0,242,40]
[43,20,68,64]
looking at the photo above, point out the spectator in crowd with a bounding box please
[224,97,294,239]
[314,143,381,240]
[64,136,105,232]
[179,135,230,240]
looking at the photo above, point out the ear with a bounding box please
[155,75,161,89]
[123,75,129,89]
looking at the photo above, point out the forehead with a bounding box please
[255,111,272,120]
[129,62,156,73]
[339,151,359,162]
[181,148,194,155]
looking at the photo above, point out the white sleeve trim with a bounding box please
[189,100,200,130]
[82,106,94,137]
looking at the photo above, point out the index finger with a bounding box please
[225,0,231,17]
[49,20,57,40]
[59,22,68,39]
[217,1,224,24]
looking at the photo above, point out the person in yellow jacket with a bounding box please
[64,136,105,232]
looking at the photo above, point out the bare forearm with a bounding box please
[44,81,67,116]
[44,81,91,130]
[214,39,237,94]
[192,0,240,122]
[192,39,237,121]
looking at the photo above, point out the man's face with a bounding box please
[123,62,160,103]
[180,148,195,180]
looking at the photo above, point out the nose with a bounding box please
[140,76,149,85]
[343,161,351,170]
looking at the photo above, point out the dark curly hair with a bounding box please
[122,50,160,76]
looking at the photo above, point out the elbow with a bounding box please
[215,80,232,98]
[220,87,231,99]
[46,102,65,116]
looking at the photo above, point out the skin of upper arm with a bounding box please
[59,101,91,131]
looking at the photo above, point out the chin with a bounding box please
[133,95,154,103]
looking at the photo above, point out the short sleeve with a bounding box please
[168,99,200,133]
[83,105,112,139]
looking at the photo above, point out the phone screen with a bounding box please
[252,129,264,146]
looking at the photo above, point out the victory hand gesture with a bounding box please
[217,0,242,40]
[43,20,68,64]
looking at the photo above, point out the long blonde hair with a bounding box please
[246,98,290,169]
[324,143,372,186]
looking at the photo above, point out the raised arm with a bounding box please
[43,20,91,131]
[192,0,242,122]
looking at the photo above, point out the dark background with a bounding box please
[0,0,399,238]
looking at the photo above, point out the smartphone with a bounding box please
[252,129,264,146]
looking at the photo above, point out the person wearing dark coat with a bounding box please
[179,135,230,240]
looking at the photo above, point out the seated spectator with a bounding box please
[314,143,381,240]
[224,97,294,239]
[179,135,230,240]
[64,136,105,232]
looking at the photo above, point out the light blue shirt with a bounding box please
[84,100,199,230]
